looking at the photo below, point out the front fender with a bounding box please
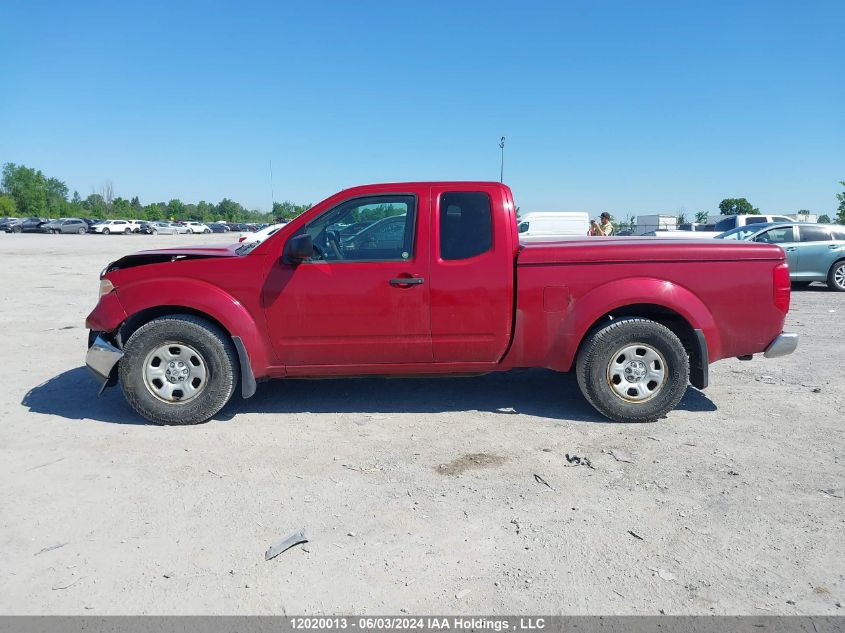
[546,277,721,372]
[109,277,271,379]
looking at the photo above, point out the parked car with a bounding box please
[141,221,181,235]
[0,217,21,232]
[716,222,845,291]
[183,221,211,234]
[85,181,797,426]
[712,214,793,233]
[208,223,230,233]
[4,217,45,233]
[41,218,89,234]
[238,223,286,244]
[91,220,133,235]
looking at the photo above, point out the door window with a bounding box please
[439,192,493,260]
[753,226,795,243]
[798,225,830,242]
[299,195,416,262]
[714,217,737,232]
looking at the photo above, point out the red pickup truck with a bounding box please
[85,181,797,425]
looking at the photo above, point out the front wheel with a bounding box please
[77,227,86,234]
[827,261,845,292]
[103,228,110,235]
[119,315,239,425]
[576,318,690,423]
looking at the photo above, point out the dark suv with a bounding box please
[4,217,45,233]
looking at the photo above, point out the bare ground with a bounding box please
[0,233,842,615]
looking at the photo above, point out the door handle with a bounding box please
[829,245,839,249]
[785,247,797,252]
[389,277,424,287]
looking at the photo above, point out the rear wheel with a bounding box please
[576,318,689,423]
[119,315,239,425]
[12,225,22,233]
[77,227,86,234]
[103,228,110,235]
[828,261,845,292]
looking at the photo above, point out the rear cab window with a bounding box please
[439,192,493,260]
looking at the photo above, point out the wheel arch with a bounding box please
[114,278,271,384]
[547,277,721,380]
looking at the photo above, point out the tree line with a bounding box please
[0,163,312,224]
[3,162,844,227]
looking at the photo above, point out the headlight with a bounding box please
[99,279,115,297]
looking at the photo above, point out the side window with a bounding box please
[714,217,736,232]
[300,195,415,262]
[798,225,831,242]
[439,191,493,260]
[518,221,529,234]
[745,216,768,224]
[831,228,845,241]
[753,226,794,244]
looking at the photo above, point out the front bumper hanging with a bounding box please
[86,334,124,394]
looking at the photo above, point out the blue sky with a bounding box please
[1,0,842,216]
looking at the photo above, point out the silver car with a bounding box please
[717,222,845,291]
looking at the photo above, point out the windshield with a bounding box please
[716,225,764,240]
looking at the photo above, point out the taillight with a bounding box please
[773,262,790,313]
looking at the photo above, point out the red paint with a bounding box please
[86,182,790,382]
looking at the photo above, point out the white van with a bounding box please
[517,212,590,238]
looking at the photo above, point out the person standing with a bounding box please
[590,212,614,236]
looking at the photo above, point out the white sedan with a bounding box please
[238,224,286,245]
[183,221,211,234]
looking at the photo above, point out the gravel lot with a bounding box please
[0,233,842,615]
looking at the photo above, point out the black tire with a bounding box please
[12,225,22,233]
[119,315,239,425]
[827,260,845,292]
[103,228,110,235]
[77,227,86,234]
[576,318,690,423]
[791,281,812,288]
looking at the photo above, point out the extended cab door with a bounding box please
[263,191,432,366]
[429,184,517,362]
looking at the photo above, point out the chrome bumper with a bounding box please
[86,335,124,393]
[763,332,799,359]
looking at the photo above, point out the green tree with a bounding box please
[818,214,831,223]
[676,212,687,225]
[45,177,69,215]
[112,197,132,217]
[836,180,845,224]
[217,198,245,221]
[1,163,48,215]
[718,198,759,216]
[166,199,185,219]
[694,211,709,224]
[0,195,17,215]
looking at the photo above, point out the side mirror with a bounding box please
[286,234,313,264]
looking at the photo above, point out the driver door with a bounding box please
[262,192,432,367]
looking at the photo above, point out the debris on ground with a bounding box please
[494,407,518,414]
[34,542,68,556]
[533,474,554,490]
[648,567,676,582]
[607,449,633,463]
[163,572,175,579]
[628,530,644,541]
[565,453,594,469]
[727,470,740,476]
[818,489,843,498]
[264,528,308,561]
[756,375,777,384]
[510,518,521,534]
[52,576,87,590]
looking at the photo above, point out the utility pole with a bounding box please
[499,137,506,183]
[269,159,275,210]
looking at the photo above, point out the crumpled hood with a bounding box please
[103,243,241,274]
